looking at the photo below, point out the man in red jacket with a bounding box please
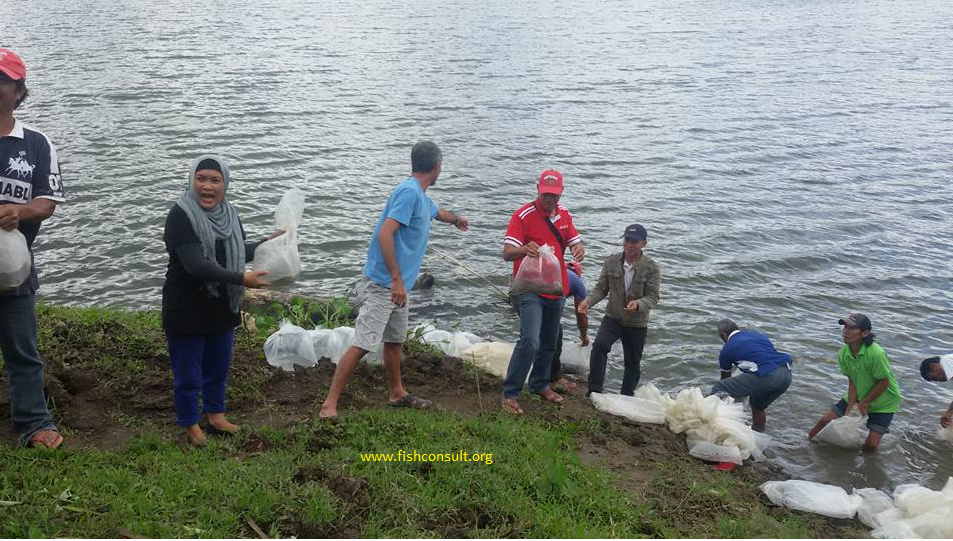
[501,169,584,414]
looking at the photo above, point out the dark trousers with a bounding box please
[165,329,234,427]
[587,316,647,396]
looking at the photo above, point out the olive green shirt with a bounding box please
[584,252,660,328]
[837,342,902,414]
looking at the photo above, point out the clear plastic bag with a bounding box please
[761,480,861,519]
[560,341,590,377]
[854,488,896,529]
[263,320,318,371]
[0,228,30,291]
[814,413,869,448]
[687,440,744,465]
[253,188,306,282]
[511,244,563,296]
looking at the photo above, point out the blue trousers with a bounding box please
[165,329,234,427]
[0,293,56,446]
[503,293,565,399]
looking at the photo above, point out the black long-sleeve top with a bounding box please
[161,204,264,335]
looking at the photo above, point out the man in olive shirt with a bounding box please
[808,313,902,451]
[578,223,660,396]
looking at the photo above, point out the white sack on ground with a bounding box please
[590,392,666,424]
[0,228,30,291]
[461,342,514,378]
[763,477,953,539]
[760,480,861,519]
[871,480,953,538]
[814,413,869,448]
[264,320,318,371]
[252,188,306,282]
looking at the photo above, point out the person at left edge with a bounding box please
[0,48,66,449]
[319,141,469,419]
[162,155,280,447]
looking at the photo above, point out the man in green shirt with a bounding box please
[808,313,902,451]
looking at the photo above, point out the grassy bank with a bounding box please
[0,304,866,538]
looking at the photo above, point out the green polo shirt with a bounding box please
[837,342,902,413]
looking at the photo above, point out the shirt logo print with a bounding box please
[6,153,35,179]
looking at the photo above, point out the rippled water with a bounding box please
[4,0,952,490]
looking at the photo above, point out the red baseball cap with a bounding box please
[537,169,564,195]
[0,48,27,81]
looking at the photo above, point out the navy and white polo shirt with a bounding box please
[1,118,65,295]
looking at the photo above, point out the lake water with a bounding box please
[3,0,952,491]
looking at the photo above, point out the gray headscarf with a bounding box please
[175,155,245,314]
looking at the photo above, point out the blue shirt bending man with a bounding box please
[711,318,793,432]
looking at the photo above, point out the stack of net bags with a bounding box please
[591,383,769,465]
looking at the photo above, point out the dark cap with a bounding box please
[622,223,648,242]
[839,313,872,331]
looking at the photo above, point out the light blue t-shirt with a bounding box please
[364,178,439,288]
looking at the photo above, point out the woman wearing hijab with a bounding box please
[162,155,277,446]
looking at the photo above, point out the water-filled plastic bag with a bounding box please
[264,320,317,371]
[511,244,562,296]
[253,188,305,282]
[814,413,868,448]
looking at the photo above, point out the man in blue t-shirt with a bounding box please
[710,318,793,432]
[319,141,469,419]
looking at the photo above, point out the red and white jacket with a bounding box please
[504,199,581,298]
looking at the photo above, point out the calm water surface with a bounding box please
[3,0,952,491]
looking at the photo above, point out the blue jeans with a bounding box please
[166,330,235,427]
[0,293,56,446]
[503,293,565,399]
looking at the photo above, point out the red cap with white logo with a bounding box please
[537,169,564,195]
[0,48,27,81]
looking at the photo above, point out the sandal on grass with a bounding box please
[28,429,63,449]
[390,393,432,409]
[535,388,564,404]
[502,399,524,415]
[203,423,240,436]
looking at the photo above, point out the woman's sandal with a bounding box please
[203,422,240,436]
[28,429,63,449]
[502,399,524,415]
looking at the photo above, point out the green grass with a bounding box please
[0,304,865,538]
[0,409,651,538]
